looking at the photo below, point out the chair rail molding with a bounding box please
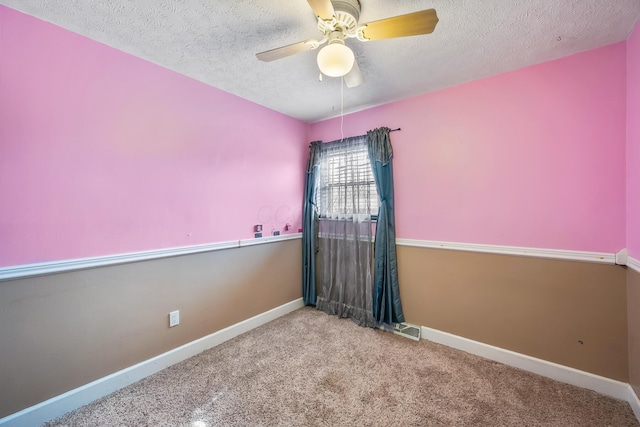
[396,238,616,264]
[0,233,302,282]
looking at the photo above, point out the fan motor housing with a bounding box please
[318,0,361,36]
[333,0,361,23]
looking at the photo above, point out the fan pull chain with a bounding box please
[340,75,345,142]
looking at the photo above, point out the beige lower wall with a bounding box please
[629,268,640,397]
[397,246,628,381]
[2,239,633,417]
[0,239,301,418]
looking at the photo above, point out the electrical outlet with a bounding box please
[169,310,180,327]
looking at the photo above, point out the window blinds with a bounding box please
[316,137,379,218]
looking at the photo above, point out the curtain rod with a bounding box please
[310,128,401,146]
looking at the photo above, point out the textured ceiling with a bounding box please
[2,0,639,122]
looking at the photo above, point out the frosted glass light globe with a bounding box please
[317,42,355,77]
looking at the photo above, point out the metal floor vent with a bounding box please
[388,322,421,341]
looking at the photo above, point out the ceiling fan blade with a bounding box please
[359,9,439,41]
[345,59,363,88]
[307,0,336,21]
[256,40,319,62]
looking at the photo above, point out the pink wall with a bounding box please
[628,22,640,259]
[0,6,308,267]
[1,5,631,267]
[310,44,627,253]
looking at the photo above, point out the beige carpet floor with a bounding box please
[44,307,638,426]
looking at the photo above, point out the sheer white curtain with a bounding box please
[315,135,377,327]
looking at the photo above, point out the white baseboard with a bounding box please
[0,298,305,427]
[629,385,640,422]
[421,326,629,401]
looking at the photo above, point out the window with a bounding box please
[316,137,378,218]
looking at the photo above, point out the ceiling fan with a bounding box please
[256,0,439,88]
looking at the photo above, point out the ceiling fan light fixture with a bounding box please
[317,39,355,77]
